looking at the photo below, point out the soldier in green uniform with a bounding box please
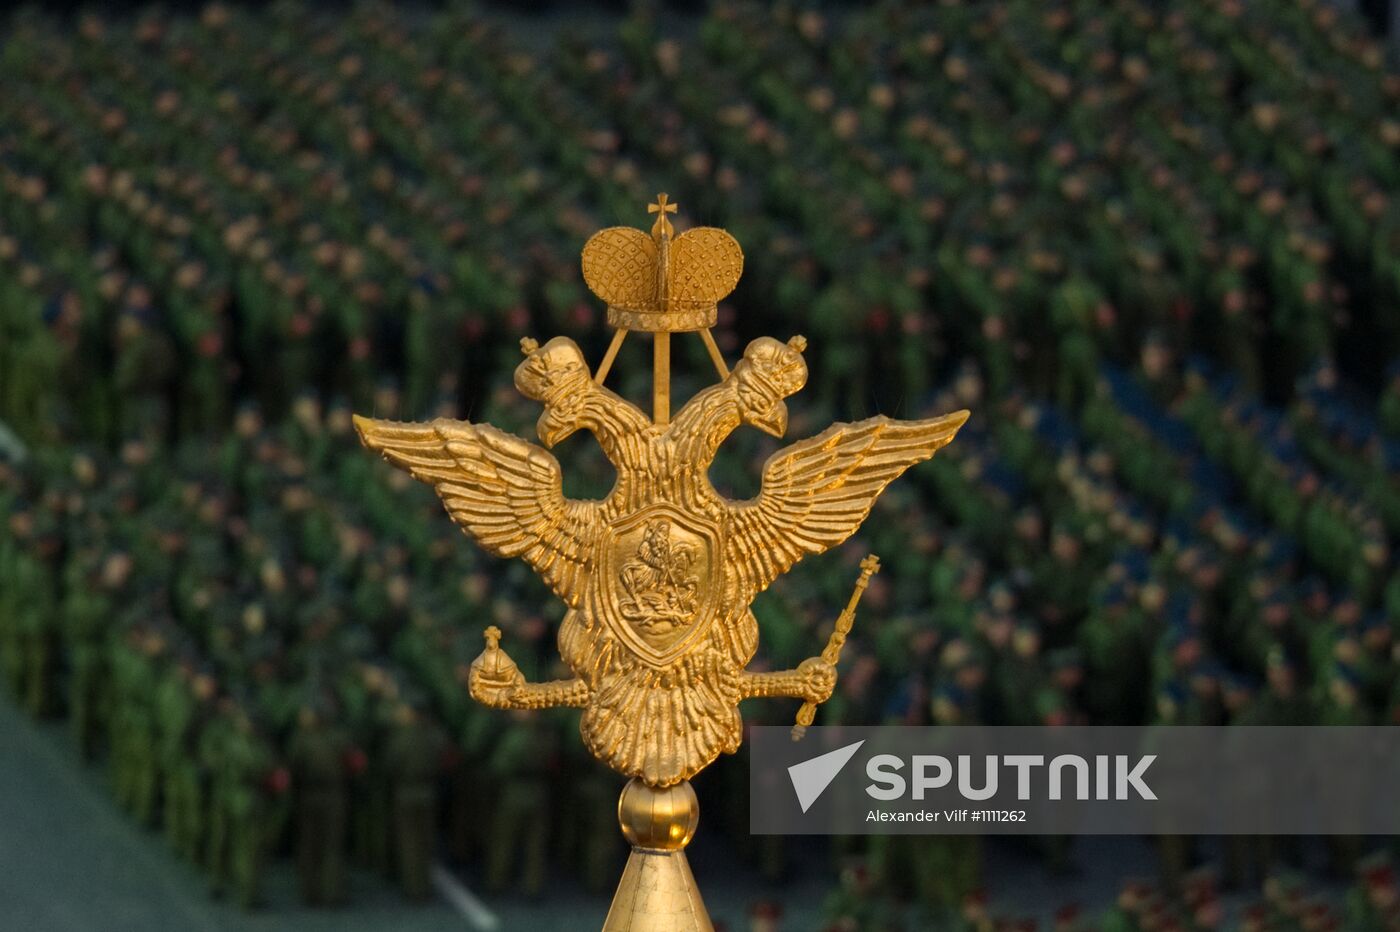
[199,697,235,895]
[14,513,62,716]
[1097,880,1149,932]
[1345,857,1398,932]
[911,682,983,915]
[572,754,625,894]
[348,665,393,876]
[1151,679,1198,893]
[288,696,357,905]
[993,617,1045,725]
[65,549,132,756]
[1317,665,1369,878]
[485,708,553,896]
[1380,364,1400,438]
[1078,584,1150,725]
[155,654,209,858]
[821,861,897,932]
[1235,647,1310,880]
[0,501,36,700]
[385,696,449,900]
[169,265,235,438]
[218,705,287,909]
[1049,273,1105,412]
[1,504,39,702]
[111,619,166,826]
[0,262,61,444]
[111,289,177,445]
[444,685,497,867]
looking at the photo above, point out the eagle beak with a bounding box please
[538,411,576,448]
[750,400,788,438]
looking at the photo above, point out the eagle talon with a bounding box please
[797,657,837,705]
[468,626,526,708]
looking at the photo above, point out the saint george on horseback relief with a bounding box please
[618,518,702,633]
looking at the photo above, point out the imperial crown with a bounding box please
[581,192,743,333]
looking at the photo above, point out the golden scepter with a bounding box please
[792,553,881,741]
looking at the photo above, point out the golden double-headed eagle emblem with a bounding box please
[354,196,967,788]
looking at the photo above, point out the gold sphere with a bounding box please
[617,778,699,852]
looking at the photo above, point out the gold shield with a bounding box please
[597,503,722,667]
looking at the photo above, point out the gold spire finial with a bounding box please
[520,336,539,356]
[353,197,970,931]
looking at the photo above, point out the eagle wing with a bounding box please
[354,415,600,606]
[724,410,969,599]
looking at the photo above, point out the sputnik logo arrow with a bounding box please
[788,739,865,813]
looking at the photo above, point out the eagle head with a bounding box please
[733,335,808,438]
[514,336,592,447]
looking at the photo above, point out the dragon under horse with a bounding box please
[354,195,968,930]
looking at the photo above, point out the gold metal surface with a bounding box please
[596,328,628,385]
[354,197,967,929]
[653,331,670,425]
[698,327,730,380]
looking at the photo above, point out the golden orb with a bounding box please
[617,778,699,852]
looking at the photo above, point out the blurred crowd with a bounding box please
[2,0,1400,928]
